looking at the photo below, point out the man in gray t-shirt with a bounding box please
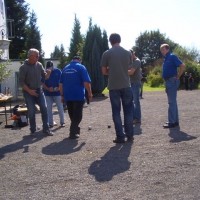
[101,33,134,143]
[128,50,142,124]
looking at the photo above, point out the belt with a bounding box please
[164,75,176,81]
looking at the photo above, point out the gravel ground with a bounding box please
[0,90,200,200]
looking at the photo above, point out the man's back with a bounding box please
[101,46,132,90]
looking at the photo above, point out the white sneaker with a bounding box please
[53,121,57,126]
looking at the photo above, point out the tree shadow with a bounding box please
[88,141,133,182]
[42,138,85,155]
[168,127,197,143]
[0,134,44,160]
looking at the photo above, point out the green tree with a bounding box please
[50,45,60,58]
[6,0,29,59]
[83,19,107,94]
[67,14,84,62]
[50,44,67,70]
[0,55,12,84]
[57,44,67,70]
[102,30,109,88]
[25,10,44,64]
[134,30,178,66]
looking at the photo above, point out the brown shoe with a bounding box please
[113,137,125,143]
[127,136,134,141]
[133,120,141,124]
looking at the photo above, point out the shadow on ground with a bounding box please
[168,127,197,143]
[42,139,85,155]
[0,135,44,160]
[88,142,133,182]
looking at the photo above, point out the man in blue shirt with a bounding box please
[41,61,65,128]
[59,56,92,139]
[160,44,185,128]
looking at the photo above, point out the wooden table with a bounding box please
[0,96,13,128]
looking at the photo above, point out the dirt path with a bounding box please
[0,90,199,200]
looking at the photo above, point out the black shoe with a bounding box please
[113,137,125,143]
[166,122,179,126]
[69,134,79,139]
[43,130,54,136]
[163,123,175,128]
[127,136,134,141]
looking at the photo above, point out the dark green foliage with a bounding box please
[58,44,68,70]
[147,66,164,87]
[180,61,200,89]
[102,30,109,89]
[67,14,83,62]
[134,30,178,66]
[50,44,67,70]
[50,45,60,58]
[91,40,104,92]
[83,19,108,94]
[6,0,29,59]
[25,10,44,65]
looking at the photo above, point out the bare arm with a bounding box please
[102,67,109,75]
[177,63,185,79]
[22,84,38,97]
[42,82,54,92]
[84,82,93,101]
[128,68,136,75]
[59,83,65,103]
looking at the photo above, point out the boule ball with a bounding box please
[88,126,92,130]
[108,124,111,128]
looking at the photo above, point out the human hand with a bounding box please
[46,69,52,76]
[29,90,38,97]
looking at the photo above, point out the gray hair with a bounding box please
[28,48,39,57]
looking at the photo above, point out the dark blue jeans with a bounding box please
[131,83,141,121]
[66,101,85,136]
[109,87,134,139]
[23,88,49,133]
[165,77,180,124]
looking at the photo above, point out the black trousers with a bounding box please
[66,101,84,135]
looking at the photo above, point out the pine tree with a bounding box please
[57,44,67,70]
[82,18,108,94]
[67,14,83,62]
[25,10,43,64]
[6,0,29,59]
[50,45,60,58]
[50,44,67,70]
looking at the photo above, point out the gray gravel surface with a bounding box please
[0,90,200,200]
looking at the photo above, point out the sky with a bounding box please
[25,0,200,58]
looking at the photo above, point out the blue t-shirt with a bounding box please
[162,52,183,78]
[60,61,91,101]
[41,67,61,96]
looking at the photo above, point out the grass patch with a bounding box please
[102,84,165,94]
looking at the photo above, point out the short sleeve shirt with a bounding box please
[162,52,183,78]
[129,57,141,84]
[41,67,61,96]
[101,46,132,90]
[60,61,91,101]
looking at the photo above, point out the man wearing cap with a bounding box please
[160,44,185,128]
[19,48,53,136]
[41,61,65,128]
[59,56,92,139]
[128,50,142,125]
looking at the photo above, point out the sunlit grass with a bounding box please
[102,84,165,94]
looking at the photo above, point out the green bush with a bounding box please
[180,61,200,89]
[147,66,164,87]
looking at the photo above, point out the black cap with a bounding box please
[73,56,81,61]
[46,61,53,68]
